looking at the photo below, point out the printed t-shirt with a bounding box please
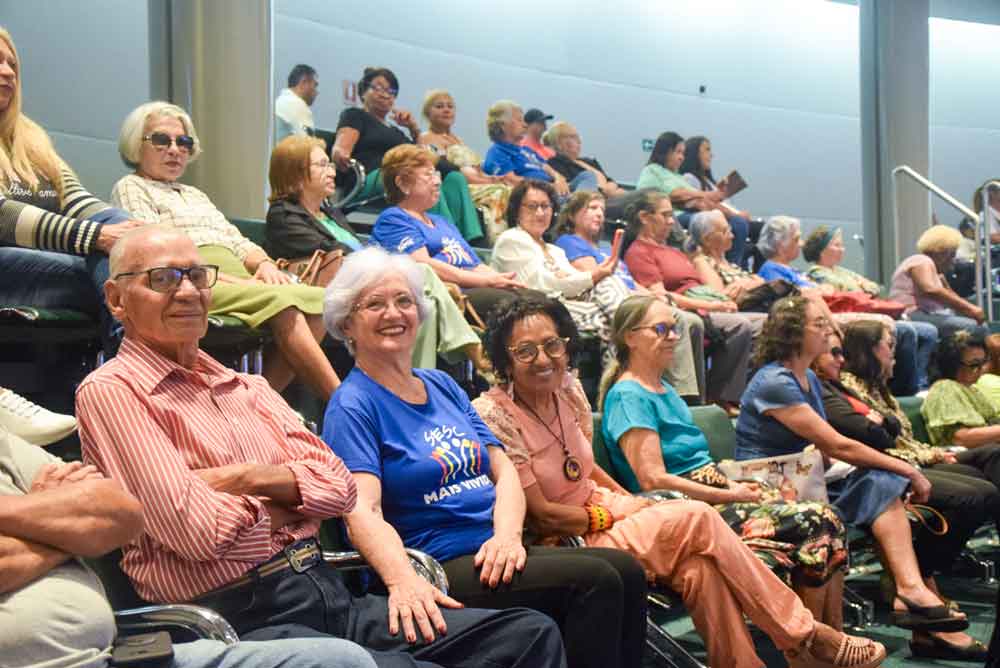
[372,206,481,269]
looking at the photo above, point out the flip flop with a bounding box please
[889,594,969,633]
[910,636,988,661]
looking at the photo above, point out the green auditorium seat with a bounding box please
[229,217,267,247]
[896,395,929,444]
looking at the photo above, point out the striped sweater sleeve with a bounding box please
[0,165,109,255]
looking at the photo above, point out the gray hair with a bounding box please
[543,121,574,151]
[118,101,202,168]
[757,215,801,259]
[684,210,726,254]
[486,100,520,142]
[323,247,429,354]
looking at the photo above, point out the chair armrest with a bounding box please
[323,548,450,595]
[557,536,587,548]
[637,489,686,502]
[114,604,239,644]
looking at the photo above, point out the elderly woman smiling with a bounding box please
[321,247,647,668]
[111,101,340,400]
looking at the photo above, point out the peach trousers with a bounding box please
[585,489,815,668]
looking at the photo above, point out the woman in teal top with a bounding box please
[637,131,726,230]
[599,294,849,625]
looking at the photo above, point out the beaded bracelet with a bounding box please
[584,504,615,533]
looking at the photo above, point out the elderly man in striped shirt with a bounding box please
[76,225,565,668]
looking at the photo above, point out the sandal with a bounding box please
[889,594,969,632]
[910,636,988,661]
[784,630,886,668]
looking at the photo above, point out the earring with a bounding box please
[347,337,355,347]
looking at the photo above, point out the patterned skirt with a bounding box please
[684,463,848,584]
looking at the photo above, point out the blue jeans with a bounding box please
[173,637,376,668]
[890,320,938,395]
[192,552,566,668]
[0,247,102,313]
[568,170,599,193]
[725,215,750,266]
[907,310,988,340]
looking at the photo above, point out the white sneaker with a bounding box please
[0,389,77,446]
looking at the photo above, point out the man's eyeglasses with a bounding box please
[114,265,219,293]
[369,83,398,97]
[509,337,570,364]
[143,132,196,153]
[631,321,680,339]
[961,358,988,369]
[353,294,417,315]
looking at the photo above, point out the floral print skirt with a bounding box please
[685,463,848,585]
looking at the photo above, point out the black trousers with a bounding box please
[916,464,1000,575]
[441,545,647,668]
[193,557,566,668]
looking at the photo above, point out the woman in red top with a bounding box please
[621,190,763,413]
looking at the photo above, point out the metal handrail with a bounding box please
[981,180,1000,321]
[891,166,986,317]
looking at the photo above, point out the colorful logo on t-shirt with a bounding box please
[425,424,483,484]
[440,237,473,266]
[396,236,416,253]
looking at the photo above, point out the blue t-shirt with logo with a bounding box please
[555,233,637,290]
[372,206,481,269]
[324,367,500,562]
[482,141,552,181]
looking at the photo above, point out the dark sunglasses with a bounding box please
[143,132,196,153]
[114,264,218,293]
[960,358,988,369]
[830,347,844,358]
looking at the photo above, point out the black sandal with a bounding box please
[890,594,969,632]
[910,636,988,661]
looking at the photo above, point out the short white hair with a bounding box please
[757,215,801,259]
[486,100,521,142]
[323,247,429,354]
[118,101,202,168]
[684,210,726,254]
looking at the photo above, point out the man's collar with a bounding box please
[116,337,238,394]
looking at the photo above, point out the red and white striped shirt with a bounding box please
[76,338,357,603]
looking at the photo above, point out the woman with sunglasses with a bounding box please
[595,295,851,628]
[331,67,483,243]
[735,296,969,636]
[322,248,645,668]
[112,101,341,400]
[921,332,1000,471]
[814,324,994,661]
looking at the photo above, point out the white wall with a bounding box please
[0,0,150,200]
[929,17,1000,225]
[274,0,866,270]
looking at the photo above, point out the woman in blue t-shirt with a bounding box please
[735,295,969,634]
[554,191,639,290]
[321,247,647,668]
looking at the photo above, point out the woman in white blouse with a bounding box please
[111,101,340,400]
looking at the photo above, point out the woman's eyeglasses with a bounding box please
[143,132,196,153]
[631,321,680,338]
[368,83,398,97]
[352,294,417,315]
[521,202,553,213]
[509,337,569,364]
[113,264,219,292]
[829,347,844,358]
[960,358,988,369]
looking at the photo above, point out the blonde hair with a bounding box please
[118,101,202,168]
[421,89,453,122]
[596,295,658,410]
[543,121,574,151]
[916,224,962,254]
[0,27,64,196]
[268,135,326,203]
[486,100,520,142]
[380,144,436,204]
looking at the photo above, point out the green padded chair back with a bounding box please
[896,396,929,444]
[689,404,737,462]
[590,412,618,480]
[230,217,267,247]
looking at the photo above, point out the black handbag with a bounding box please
[736,279,799,313]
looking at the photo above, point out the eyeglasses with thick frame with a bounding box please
[509,337,570,364]
[368,83,398,97]
[960,357,988,370]
[143,132,196,153]
[521,201,553,214]
[631,321,680,339]
[113,264,219,293]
